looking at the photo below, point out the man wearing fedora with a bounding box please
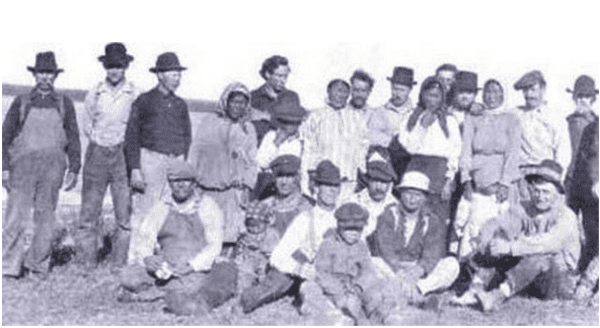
[513,70,571,194]
[447,70,484,127]
[564,75,598,195]
[369,171,460,311]
[125,52,191,261]
[2,51,81,279]
[368,66,417,147]
[75,43,139,269]
[472,160,580,311]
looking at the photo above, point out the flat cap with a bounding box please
[514,70,545,90]
[167,160,197,181]
[334,202,368,230]
[270,154,301,176]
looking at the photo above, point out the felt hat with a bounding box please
[387,66,417,86]
[334,203,369,230]
[270,154,301,176]
[27,51,64,74]
[311,160,341,186]
[150,52,187,73]
[270,91,307,123]
[365,151,397,182]
[395,171,430,193]
[98,42,134,67]
[521,159,564,194]
[567,75,599,96]
[453,71,480,92]
[167,160,197,181]
[514,70,545,90]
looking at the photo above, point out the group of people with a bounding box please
[2,42,598,324]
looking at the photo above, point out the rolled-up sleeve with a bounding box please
[189,196,224,271]
[270,211,310,275]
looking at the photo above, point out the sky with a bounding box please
[2,1,600,121]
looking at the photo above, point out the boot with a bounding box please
[475,288,505,312]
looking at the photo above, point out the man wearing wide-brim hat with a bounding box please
[368,171,460,312]
[2,51,81,280]
[447,70,485,126]
[254,91,308,200]
[368,66,417,147]
[124,51,192,260]
[75,43,139,269]
[564,75,598,197]
[472,159,581,312]
[512,70,571,196]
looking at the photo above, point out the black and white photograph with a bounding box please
[2,0,599,325]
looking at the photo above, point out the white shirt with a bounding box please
[398,112,462,179]
[256,130,304,170]
[270,205,338,277]
[344,188,398,239]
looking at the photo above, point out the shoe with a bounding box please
[450,289,478,306]
[574,283,594,305]
[475,289,504,312]
[419,294,441,313]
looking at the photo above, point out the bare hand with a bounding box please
[144,255,165,273]
[2,171,10,192]
[489,239,511,256]
[273,129,289,147]
[495,184,509,203]
[172,262,194,277]
[130,169,146,192]
[63,172,78,191]
[463,181,473,201]
[441,178,454,201]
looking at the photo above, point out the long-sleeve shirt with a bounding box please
[367,100,413,147]
[270,205,338,277]
[369,204,446,274]
[256,130,304,170]
[129,192,223,272]
[510,198,580,271]
[514,103,571,178]
[82,79,138,147]
[398,111,462,179]
[459,108,522,188]
[2,88,81,173]
[302,104,369,181]
[124,87,191,170]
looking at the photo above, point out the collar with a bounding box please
[30,87,59,101]
[98,79,134,94]
[258,83,281,100]
[384,99,413,113]
[154,86,177,99]
[519,101,548,114]
[162,191,202,214]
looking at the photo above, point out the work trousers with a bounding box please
[2,150,66,276]
[76,142,130,266]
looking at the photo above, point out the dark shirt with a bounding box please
[124,87,191,170]
[569,117,599,207]
[249,85,300,147]
[367,203,446,274]
[2,88,81,173]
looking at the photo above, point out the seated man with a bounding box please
[118,160,235,315]
[470,160,581,312]
[315,203,401,325]
[368,171,460,310]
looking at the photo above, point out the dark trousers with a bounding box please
[240,266,296,313]
[2,151,66,276]
[76,142,131,266]
[579,197,599,273]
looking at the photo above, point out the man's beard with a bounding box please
[350,97,366,109]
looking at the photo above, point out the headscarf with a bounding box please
[217,82,252,133]
[406,76,450,138]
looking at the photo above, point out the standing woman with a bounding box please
[189,82,258,246]
[396,76,461,245]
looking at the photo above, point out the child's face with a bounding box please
[339,228,362,245]
[246,218,268,235]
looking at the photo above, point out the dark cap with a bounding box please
[567,75,598,97]
[454,71,480,92]
[270,90,307,123]
[98,42,134,67]
[311,160,341,186]
[150,52,187,73]
[270,154,301,176]
[27,51,64,74]
[514,70,545,90]
[387,66,417,86]
[334,203,369,230]
[167,160,197,181]
[521,159,564,194]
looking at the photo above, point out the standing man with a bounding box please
[447,71,483,127]
[2,51,81,279]
[250,55,297,146]
[435,63,458,94]
[513,70,571,198]
[349,69,375,112]
[368,67,417,147]
[125,52,191,261]
[75,43,138,268]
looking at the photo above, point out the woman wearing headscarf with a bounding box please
[189,82,258,246]
[395,76,461,244]
[454,79,522,260]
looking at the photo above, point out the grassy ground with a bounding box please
[2,205,599,326]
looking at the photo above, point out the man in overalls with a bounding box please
[2,51,81,280]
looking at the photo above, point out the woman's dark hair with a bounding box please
[417,76,445,110]
[259,55,289,80]
[327,79,350,92]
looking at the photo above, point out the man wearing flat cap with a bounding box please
[2,51,81,280]
[470,160,580,312]
[75,43,139,268]
[513,70,571,193]
[122,160,236,314]
[125,52,192,260]
[368,66,417,147]
[369,171,460,311]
